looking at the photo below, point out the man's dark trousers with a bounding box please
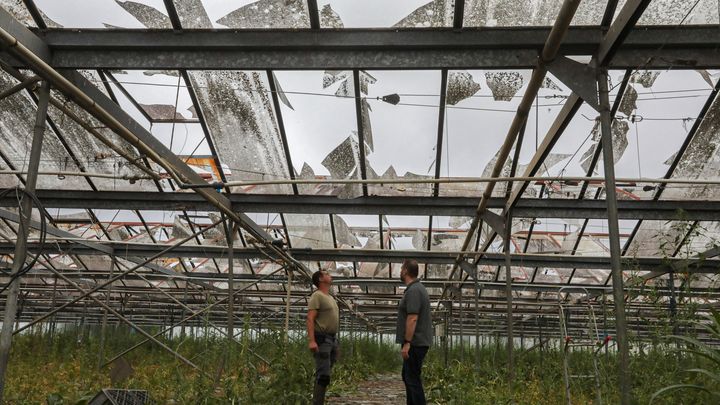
[402,345,429,405]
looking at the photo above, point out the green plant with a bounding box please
[651,310,720,403]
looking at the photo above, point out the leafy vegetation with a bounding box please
[4,316,718,404]
[4,325,398,404]
[651,310,720,403]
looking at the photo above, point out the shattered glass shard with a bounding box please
[188,71,290,194]
[216,0,310,28]
[332,215,360,247]
[321,134,361,180]
[359,71,377,95]
[629,71,661,89]
[174,0,212,28]
[446,71,481,105]
[697,70,720,88]
[485,72,524,101]
[140,104,186,121]
[393,0,454,28]
[361,98,373,152]
[618,84,638,116]
[579,120,630,173]
[323,70,351,89]
[115,1,171,28]
[541,77,562,91]
[272,72,294,110]
[0,0,37,27]
[320,3,344,28]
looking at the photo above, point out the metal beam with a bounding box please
[1,26,715,69]
[11,190,720,220]
[6,242,719,272]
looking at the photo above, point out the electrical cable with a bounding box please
[0,187,49,295]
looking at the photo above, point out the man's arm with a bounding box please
[401,314,418,360]
[404,314,418,343]
[307,309,318,352]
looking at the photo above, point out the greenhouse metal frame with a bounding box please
[0,0,719,403]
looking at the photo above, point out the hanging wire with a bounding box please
[0,187,49,294]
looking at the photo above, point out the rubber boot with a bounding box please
[313,383,327,405]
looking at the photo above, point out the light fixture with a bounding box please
[379,93,401,105]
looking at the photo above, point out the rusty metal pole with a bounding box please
[597,68,631,405]
[0,81,50,402]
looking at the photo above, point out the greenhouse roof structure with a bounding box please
[0,1,719,388]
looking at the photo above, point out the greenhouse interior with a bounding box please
[0,0,719,404]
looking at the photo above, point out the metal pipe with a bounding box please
[0,81,49,401]
[0,170,152,181]
[178,175,720,188]
[598,67,631,405]
[0,75,40,100]
[42,259,207,376]
[13,218,224,335]
[102,266,287,366]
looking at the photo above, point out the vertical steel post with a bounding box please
[284,268,292,344]
[504,211,514,382]
[0,81,50,401]
[98,255,115,369]
[225,219,235,349]
[459,284,464,361]
[475,272,480,372]
[598,68,631,405]
[668,270,678,335]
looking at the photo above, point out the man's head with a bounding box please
[312,270,332,291]
[400,259,419,284]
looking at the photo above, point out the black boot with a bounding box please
[313,383,327,405]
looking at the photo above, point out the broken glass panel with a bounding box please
[637,0,719,25]
[33,0,172,28]
[187,70,291,194]
[463,0,610,27]
[0,71,90,190]
[332,214,378,249]
[625,220,694,258]
[382,215,429,251]
[107,70,196,123]
[662,74,720,201]
[440,70,570,197]
[47,102,158,192]
[173,0,309,29]
[364,70,441,197]
[284,213,334,249]
[241,212,286,244]
[319,0,452,28]
[526,71,622,200]
[568,268,610,285]
[0,0,37,27]
[273,71,362,197]
[612,70,713,200]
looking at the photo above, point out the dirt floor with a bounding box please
[329,374,405,404]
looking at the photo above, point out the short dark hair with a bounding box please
[312,270,327,287]
[402,259,419,278]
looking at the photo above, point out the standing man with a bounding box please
[307,270,339,405]
[396,259,433,405]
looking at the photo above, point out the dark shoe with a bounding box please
[313,383,327,405]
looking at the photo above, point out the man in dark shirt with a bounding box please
[396,259,433,405]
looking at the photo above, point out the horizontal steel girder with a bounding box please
[1,26,718,69]
[4,190,720,221]
[4,242,720,272]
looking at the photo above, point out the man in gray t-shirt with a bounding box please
[396,259,433,405]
